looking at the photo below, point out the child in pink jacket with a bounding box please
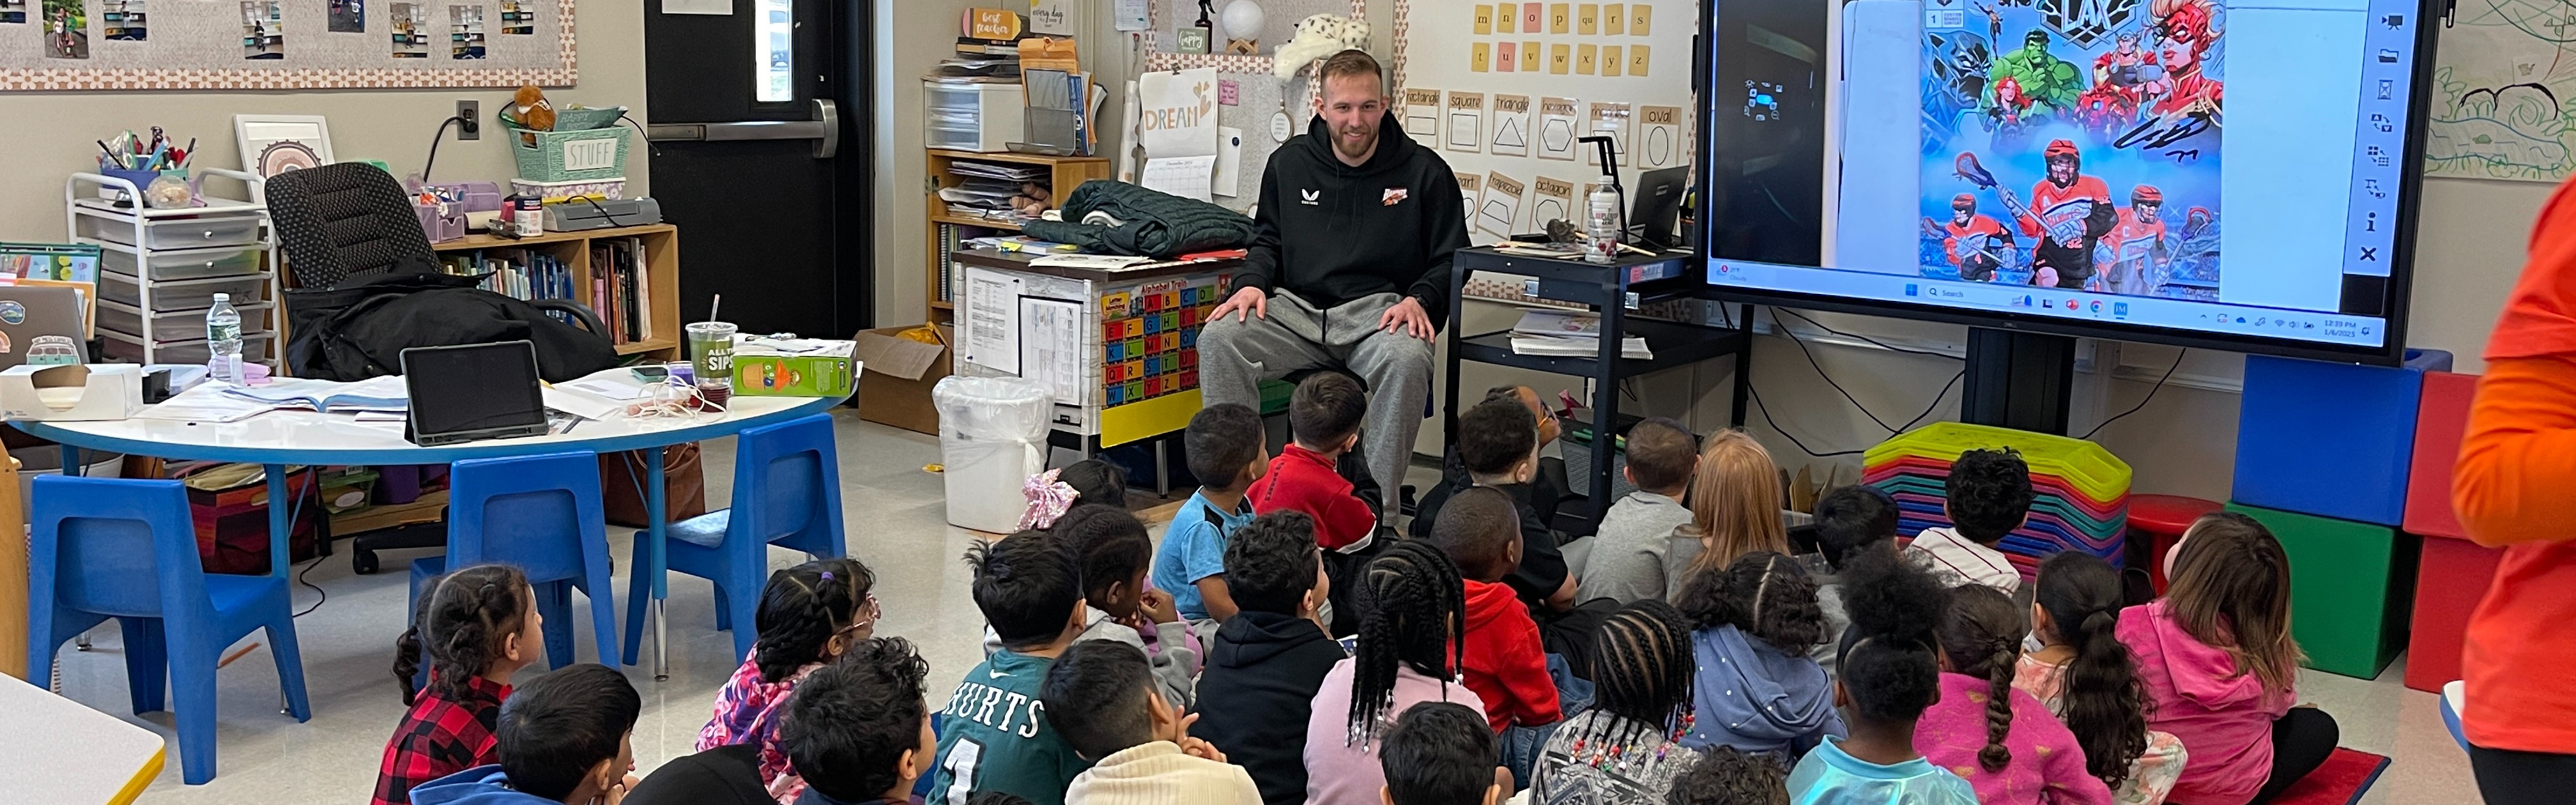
[1915,583,2112,804]
[2119,514,2338,805]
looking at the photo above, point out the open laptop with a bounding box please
[1627,167,1690,251]
[400,341,549,447]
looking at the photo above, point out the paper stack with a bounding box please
[1510,310,1651,359]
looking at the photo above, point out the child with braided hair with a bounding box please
[376,564,543,805]
[1673,550,1844,757]
[1528,599,1703,804]
[1916,583,2111,804]
[696,557,880,802]
[1788,550,1975,804]
[2018,551,2185,805]
[1303,540,1487,805]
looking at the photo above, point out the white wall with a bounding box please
[0,1,648,243]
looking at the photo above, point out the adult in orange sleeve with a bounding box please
[2451,177,2576,804]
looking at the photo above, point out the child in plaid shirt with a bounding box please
[374,565,544,805]
[696,558,880,802]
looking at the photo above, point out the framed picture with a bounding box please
[234,114,334,178]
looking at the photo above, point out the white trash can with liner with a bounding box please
[932,376,1051,532]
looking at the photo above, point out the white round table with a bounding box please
[15,372,846,677]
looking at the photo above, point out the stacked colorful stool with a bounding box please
[2398,369,2504,693]
[2229,349,2450,680]
[1864,422,2132,580]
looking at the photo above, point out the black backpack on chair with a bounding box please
[266,162,615,381]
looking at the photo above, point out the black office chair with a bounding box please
[264,162,611,573]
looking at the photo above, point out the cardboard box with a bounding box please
[0,364,142,421]
[732,335,857,397]
[854,325,951,434]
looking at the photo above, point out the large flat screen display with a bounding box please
[1698,0,2436,361]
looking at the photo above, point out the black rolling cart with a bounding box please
[1442,247,1754,532]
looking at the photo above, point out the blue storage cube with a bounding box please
[2231,348,2453,526]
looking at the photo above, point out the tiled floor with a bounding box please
[57,413,2473,802]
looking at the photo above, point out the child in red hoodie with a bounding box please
[1250,372,1383,636]
[1429,486,1563,790]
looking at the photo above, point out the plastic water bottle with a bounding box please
[1584,182,1621,264]
[206,293,243,384]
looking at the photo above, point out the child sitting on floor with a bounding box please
[1428,486,1564,787]
[1153,403,1269,625]
[930,531,1098,805]
[1674,551,1844,757]
[376,564,544,805]
[1805,486,1901,679]
[1048,642,1264,805]
[1787,552,1976,804]
[2020,551,2186,805]
[1916,583,2111,804]
[779,637,939,805]
[1193,510,1347,805]
[1903,448,2030,594]
[1665,746,1791,805]
[1045,504,1201,708]
[1528,600,1705,804]
[1379,702,1510,805]
[1022,459,1130,530]
[406,664,643,805]
[1250,371,1380,553]
[1573,417,1700,605]
[696,557,878,803]
[1671,431,1792,590]
[1303,540,1485,805]
[2121,513,2338,805]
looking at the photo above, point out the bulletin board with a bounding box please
[1392,0,1697,241]
[1140,0,1361,212]
[0,0,574,91]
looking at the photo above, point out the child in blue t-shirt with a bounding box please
[1151,403,1269,625]
[1788,551,1977,805]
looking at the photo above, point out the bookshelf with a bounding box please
[429,224,682,361]
[924,149,1112,325]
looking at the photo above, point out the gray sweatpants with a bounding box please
[1197,290,1434,523]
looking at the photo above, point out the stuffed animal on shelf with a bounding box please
[1272,13,1368,80]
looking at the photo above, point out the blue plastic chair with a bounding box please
[27,475,311,785]
[409,452,622,671]
[624,413,845,663]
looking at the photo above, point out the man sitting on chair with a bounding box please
[1200,49,1471,522]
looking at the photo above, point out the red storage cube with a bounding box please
[2404,371,2478,540]
[2405,534,2506,693]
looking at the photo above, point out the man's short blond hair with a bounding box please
[1318,49,1384,93]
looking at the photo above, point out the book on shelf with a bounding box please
[1511,334,1652,360]
[1508,310,1651,358]
[936,223,956,303]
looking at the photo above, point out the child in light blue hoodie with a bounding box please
[408,664,642,805]
[1673,550,1845,759]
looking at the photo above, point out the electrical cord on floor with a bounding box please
[2078,349,2187,441]
[287,471,326,618]
[291,554,328,618]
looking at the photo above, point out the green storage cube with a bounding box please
[2224,503,2418,679]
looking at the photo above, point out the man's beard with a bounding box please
[1335,128,1377,160]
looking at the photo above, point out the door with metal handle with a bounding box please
[647,98,838,158]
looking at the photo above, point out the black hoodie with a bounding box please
[1190,611,1349,805]
[1240,110,1472,323]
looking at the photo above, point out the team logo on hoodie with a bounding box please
[1383,188,1409,206]
[1301,189,1321,206]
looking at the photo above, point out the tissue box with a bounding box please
[732,337,857,397]
[0,364,143,420]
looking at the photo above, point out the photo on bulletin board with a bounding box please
[43,0,88,59]
[235,114,333,179]
[101,0,144,42]
[450,4,486,59]
[390,2,429,57]
[241,1,283,59]
[330,0,364,33]
[500,0,534,34]
[0,0,24,25]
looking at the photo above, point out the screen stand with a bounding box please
[1961,328,2076,436]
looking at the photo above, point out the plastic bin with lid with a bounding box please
[931,376,1050,533]
[97,299,273,343]
[76,213,264,250]
[102,332,272,365]
[100,272,268,312]
[100,245,263,281]
[1862,421,2131,504]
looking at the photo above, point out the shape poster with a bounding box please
[1455,172,1482,211]
[1586,101,1629,166]
[1479,172,1525,236]
[1531,176,1575,229]
[330,0,362,33]
[1538,96,1580,160]
[390,1,428,57]
[1446,91,1485,153]
[1491,94,1532,157]
[1636,104,1682,169]
[1404,88,1442,146]
[1917,0,2223,297]
[43,0,86,58]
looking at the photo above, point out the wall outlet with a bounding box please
[456,100,481,140]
